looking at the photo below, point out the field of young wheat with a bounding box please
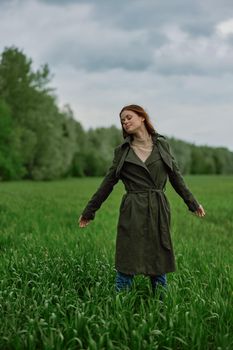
[0,176,232,350]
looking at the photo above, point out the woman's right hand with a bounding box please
[194,204,206,217]
[78,215,91,228]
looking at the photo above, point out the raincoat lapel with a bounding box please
[153,134,173,171]
[116,133,174,178]
[125,147,152,172]
[124,144,158,187]
[115,143,130,178]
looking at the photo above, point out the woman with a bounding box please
[79,105,205,294]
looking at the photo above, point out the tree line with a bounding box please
[0,47,232,181]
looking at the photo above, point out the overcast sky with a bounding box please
[1,0,233,150]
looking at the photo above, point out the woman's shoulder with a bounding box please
[114,136,131,152]
[153,133,173,156]
[114,144,123,153]
[154,133,170,146]
[155,132,167,141]
[113,144,125,160]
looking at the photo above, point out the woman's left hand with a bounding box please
[194,204,205,217]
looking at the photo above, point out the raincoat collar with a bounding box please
[120,133,160,148]
[118,132,173,173]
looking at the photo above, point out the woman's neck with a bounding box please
[132,129,151,144]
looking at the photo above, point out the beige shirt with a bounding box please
[130,135,153,163]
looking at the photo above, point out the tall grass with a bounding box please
[0,176,232,349]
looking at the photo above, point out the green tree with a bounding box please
[0,47,54,178]
[0,47,79,180]
[0,46,52,124]
[0,100,24,179]
[169,137,192,174]
[28,99,77,180]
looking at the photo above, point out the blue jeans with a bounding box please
[115,271,167,293]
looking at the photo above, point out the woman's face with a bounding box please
[120,109,145,134]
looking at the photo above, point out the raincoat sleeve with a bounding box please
[81,147,121,220]
[160,137,200,212]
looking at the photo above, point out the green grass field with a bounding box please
[0,176,232,350]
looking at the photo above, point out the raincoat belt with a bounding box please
[126,188,171,250]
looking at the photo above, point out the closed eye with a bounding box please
[121,115,132,124]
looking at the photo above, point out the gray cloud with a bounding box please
[38,0,233,76]
[3,0,233,75]
[46,25,154,71]
[0,0,233,150]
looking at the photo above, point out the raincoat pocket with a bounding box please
[159,196,172,250]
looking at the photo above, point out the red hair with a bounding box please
[119,104,156,138]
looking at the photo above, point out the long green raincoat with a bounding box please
[81,133,199,276]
